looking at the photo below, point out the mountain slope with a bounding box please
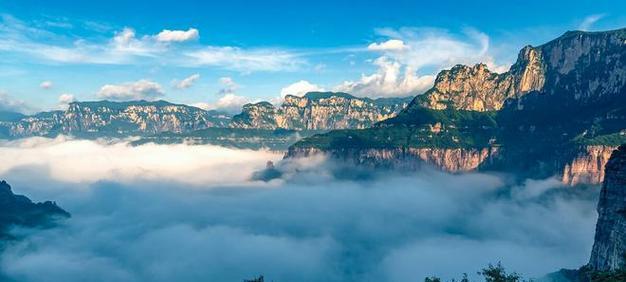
[231,92,412,130]
[0,100,232,138]
[289,28,626,184]
[0,180,70,239]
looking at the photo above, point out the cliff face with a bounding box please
[0,100,232,138]
[589,145,626,271]
[414,62,540,112]
[409,29,626,113]
[0,180,70,238]
[290,29,626,185]
[562,146,618,186]
[287,147,500,172]
[231,92,411,130]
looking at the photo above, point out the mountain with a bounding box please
[589,144,626,272]
[0,93,411,139]
[133,128,325,150]
[0,100,232,138]
[0,180,70,239]
[288,28,626,185]
[230,92,412,130]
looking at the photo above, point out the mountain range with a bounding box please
[1,29,625,186]
[0,92,411,139]
[288,28,626,185]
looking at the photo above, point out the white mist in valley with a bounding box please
[0,137,599,282]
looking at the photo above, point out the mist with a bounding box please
[0,137,599,282]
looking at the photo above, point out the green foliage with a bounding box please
[479,262,524,282]
[423,263,531,282]
[292,107,500,150]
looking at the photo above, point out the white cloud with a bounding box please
[56,93,76,110]
[155,28,199,42]
[0,92,33,113]
[174,73,200,89]
[334,57,435,98]
[578,14,606,31]
[97,79,164,101]
[39,80,53,89]
[280,80,325,98]
[0,16,302,71]
[57,93,75,104]
[110,27,163,57]
[184,47,304,72]
[195,93,250,114]
[367,39,407,51]
[0,137,598,282]
[335,28,504,98]
[218,77,239,95]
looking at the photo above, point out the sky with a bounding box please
[0,0,625,113]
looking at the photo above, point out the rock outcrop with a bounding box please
[589,145,626,271]
[287,146,500,172]
[290,28,626,185]
[0,100,232,138]
[562,146,619,186]
[0,180,70,238]
[231,92,411,130]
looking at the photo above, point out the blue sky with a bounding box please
[0,0,625,113]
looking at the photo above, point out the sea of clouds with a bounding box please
[0,136,599,282]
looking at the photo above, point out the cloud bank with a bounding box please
[0,137,598,282]
[96,79,164,101]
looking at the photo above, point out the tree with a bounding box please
[478,262,523,282]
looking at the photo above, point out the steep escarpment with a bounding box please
[589,145,626,271]
[0,100,232,138]
[231,92,411,130]
[0,180,70,239]
[290,28,626,184]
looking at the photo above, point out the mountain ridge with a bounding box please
[288,28,626,185]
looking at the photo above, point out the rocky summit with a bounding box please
[0,180,70,238]
[231,92,412,130]
[589,145,626,271]
[290,28,626,185]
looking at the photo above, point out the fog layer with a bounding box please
[0,137,598,282]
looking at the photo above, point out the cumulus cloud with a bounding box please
[194,94,250,114]
[280,80,325,98]
[0,137,599,282]
[193,77,247,113]
[0,16,303,71]
[337,28,507,98]
[155,28,199,42]
[578,14,606,31]
[367,39,408,51]
[334,57,435,98]
[217,77,239,95]
[174,73,200,89]
[0,92,33,113]
[57,94,75,104]
[96,79,164,101]
[39,81,53,89]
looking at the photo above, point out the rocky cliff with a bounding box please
[290,28,626,185]
[0,180,70,238]
[0,100,232,138]
[231,92,411,130]
[589,145,626,271]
